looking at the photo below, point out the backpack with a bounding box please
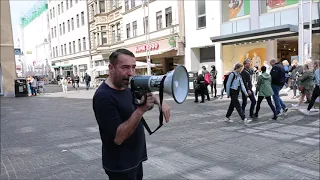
[204,73,210,85]
[223,72,236,92]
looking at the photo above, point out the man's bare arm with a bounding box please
[114,108,145,145]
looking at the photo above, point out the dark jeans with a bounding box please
[292,79,298,96]
[31,87,37,96]
[107,163,143,180]
[226,89,246,120]
[307,85,320,110]
[85,81,90,90]
[271,85,286,114]
[210,81,217,97]
[255,96,276,117]
[242,90,256,116]
[204,84,210,100]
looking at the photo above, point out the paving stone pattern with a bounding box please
[1,87,319,179]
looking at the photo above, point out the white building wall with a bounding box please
[122,0,180,45]
[21,10,51,76]
[184,0,223,84]
[48,0,91,77]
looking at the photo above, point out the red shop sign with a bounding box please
[135,43,159,53]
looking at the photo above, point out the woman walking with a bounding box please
[254,66,277,120]
[225,63,251,125]
[210,65,218,98]
[292,64,314,109]
[299,60,320,115]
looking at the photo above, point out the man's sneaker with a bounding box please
[309,108,319,112]
[299,109,310,116]
[244,118,252,125]
[224,117,233,122]
[291,104,299,109]
[277,112,282,116]
[272,116,278,120]
[282,108,288,115]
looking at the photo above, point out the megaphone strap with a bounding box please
[141,75,167,135]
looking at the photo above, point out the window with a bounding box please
[50,9,52,19]
[71,18,74,30]
[76,14,80,28]
[197,0,206,28]
[101,26,107,44]
[51,28,54,38]
[63,22,65,34]
[54,26,57,37]
[53,7,55,18]
[61,45,63,55]
[126,23,130,39]
[131,0,135,8]
[59,24,62,35]
[143,16,148,34]
[91,4,95,18]
[58,4,60,15]
[99,0,105,13]
[114,0,119,8]
[111,25,115,43]
[75,0,78,3]
[83,37,86,50]
[125,0,129,11]
[78,39,81,51]
[64,44,67,55]
[70,0,72,8]
[61,2,64,13]
[67,20,70,32]
[52,47,55,57]
[81,12,85,26]
[66,0,69,10]
[156,11,162,30]
[132,21,137,37]
[116,23,121,41]
[73,41,76,53]
[69,42,72,54]
[165,7,172,27]
[56,46,58,56]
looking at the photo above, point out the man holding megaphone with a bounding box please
[93,48,189,180]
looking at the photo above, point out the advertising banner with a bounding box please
[229,0,250,19]
[267,0,298,10]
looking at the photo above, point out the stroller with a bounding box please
[37,81,45,94]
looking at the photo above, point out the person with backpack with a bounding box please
[194,74,206,103]
[201,66,210,101]
[210,65,218,98]
[84,73,91,90]
[254,66,277,120]
[241,60,257,119]
[225,63,252,125]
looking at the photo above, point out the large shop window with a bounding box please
[196,0,206,28]
[222,0,250,23]
[200,47,215,63]
[260,0,299,14]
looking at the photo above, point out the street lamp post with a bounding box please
[143,0,151,75]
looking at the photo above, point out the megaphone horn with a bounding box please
[129,65,189,104]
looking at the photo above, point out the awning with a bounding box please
[60,64,73,68]
[210,24,299,45]
[52,66,60,69]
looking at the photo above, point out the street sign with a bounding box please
[14,48,22,55]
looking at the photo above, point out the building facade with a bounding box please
[48,0,91,81]
[185,0,320,85]
[0,0,16,96]
[20,0,51,77]
[88,0,185,76]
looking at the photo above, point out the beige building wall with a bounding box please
[0,0,16,97]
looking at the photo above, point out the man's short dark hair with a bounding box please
[243,59,251,65]
[109,49,135,65]
[261,66,266,72]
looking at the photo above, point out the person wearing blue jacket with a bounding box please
[225,63,252,125]
[269,59,288,116]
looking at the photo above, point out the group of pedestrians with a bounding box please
[194,65,218,103]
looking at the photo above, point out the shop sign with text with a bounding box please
[135,43,159,53]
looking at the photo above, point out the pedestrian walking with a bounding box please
[92,49,171,180]
[84,73,91,90]
[225,63,252,125]
[201,66,211,101]
[254,66,277,120]
[74,73,80,91]
[269,59,288,116]
[241,60,257,118]
[210,65,218,98]
[61,77,68,94]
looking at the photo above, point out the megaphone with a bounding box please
[129,65,189,104]
[129,65,189,135]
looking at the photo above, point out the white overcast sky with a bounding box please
[10,0,37,47]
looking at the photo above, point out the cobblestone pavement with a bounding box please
[1,85,319,179]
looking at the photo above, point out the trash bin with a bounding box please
[15,78,28,97]
[188,71,198,93]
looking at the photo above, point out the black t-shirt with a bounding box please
[92,81,147,174]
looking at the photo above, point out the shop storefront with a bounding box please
[126,36,185,75]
